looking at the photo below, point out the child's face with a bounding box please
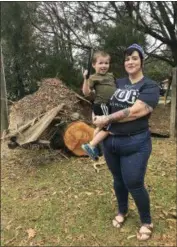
[92,56,110,74]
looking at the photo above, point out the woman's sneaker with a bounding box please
[81,143,99,161]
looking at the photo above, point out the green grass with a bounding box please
[1,138,176,246]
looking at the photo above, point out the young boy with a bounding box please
[81,51,116,161]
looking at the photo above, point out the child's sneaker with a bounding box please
[81,143,99,161]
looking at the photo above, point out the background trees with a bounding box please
[1,2,39,100]
[1,1,176,101]
[124,2,177,66]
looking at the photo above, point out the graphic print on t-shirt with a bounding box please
[110,88,139,109]
[108,77,160,135]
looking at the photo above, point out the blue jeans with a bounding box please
[102,130,152,224]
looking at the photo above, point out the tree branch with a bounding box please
[156,2,176,40]
[149,2,170,39]
[110,1,123,19]
[146,51,174,66]
[131,3,173,45]
[172,2,177,27]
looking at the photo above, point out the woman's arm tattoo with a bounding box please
[138,100,153,113]
[107,108,130,123]
[123,108,130,117]
[106,101,153,124]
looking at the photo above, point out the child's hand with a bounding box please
[83,70,88,79]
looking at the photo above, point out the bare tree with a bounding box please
[71,1,177,66]
[124,1,177,66]
[29,2,177,67]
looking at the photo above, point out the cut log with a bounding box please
[63,121,94,156]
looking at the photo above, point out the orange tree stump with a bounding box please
[63,121,94,156]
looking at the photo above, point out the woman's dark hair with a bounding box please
[124,48,144,66]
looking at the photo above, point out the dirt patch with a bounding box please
[149,103,170,136]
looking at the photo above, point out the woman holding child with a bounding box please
[82,44,160,241]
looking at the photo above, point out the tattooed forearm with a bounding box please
[105,101,153,124]
[122,108,130,117]
[138,100,153,113]
[107,108,130,123]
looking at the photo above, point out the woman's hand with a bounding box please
[93,115,109,128]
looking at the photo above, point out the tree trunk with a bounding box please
[171,43,177,67]
[15,62,25,99]
[164,79,172,105]
[63,121,94,156]
[1,45,9,134]
[170,67,177,139]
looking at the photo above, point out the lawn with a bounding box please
[1,136,176,246]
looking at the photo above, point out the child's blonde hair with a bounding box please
[92,51,111,64]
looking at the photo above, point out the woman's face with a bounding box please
[124,51,142,76]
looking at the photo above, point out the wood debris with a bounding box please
[5,78,93,156]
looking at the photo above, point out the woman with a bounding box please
[93,44,160,241]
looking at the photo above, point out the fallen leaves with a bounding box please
[92,158,106,173]
[160,208,177,219]
[168,211,177,219]
[1,105,176,246]
[85,192,93,196]
[8,78,92,135]
[149,104,170,136]
[127,234,136,240]
[26,228,36,239]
